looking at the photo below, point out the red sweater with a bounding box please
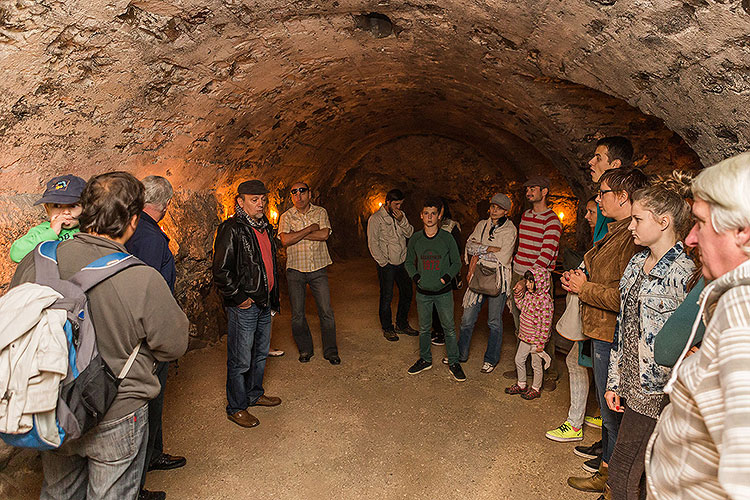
[512,208,562,274]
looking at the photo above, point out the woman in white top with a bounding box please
[454,193,517,372]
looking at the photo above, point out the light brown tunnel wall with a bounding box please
[1,0,738,344]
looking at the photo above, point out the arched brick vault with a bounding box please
[1,0,745,339]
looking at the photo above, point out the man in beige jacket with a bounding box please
[367,189,417,341]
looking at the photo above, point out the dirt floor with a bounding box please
[6,258,601,499]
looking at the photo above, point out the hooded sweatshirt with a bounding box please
[516,266,553,349]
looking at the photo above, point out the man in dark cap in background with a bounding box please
[212,180,282,429]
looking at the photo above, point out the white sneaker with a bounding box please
[480,362,496,373]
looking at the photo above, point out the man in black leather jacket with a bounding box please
[212,179,282,428]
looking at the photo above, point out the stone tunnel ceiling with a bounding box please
[1,0,746,339]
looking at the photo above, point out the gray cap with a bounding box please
[237,179,269,195]
[490,193,511,210]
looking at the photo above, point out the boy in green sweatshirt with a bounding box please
[405,197,465,381]
[10,174,86,263]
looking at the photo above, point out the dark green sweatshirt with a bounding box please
[405,228,461,294]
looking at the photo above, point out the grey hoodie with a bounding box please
[11,233,189,421]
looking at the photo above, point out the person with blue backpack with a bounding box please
[8,172,189,500]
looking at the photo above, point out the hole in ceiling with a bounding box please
[354,12,394,38]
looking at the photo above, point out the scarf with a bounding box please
[488,216,507,238]
[235,202,270,232]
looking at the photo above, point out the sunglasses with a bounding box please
[290,187,309,195]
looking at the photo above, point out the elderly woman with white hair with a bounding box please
[645,152,750,499]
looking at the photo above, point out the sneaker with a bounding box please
[449,363,466,382]
[504,383,527,395]
[545,421,583,442]
[431,333,445,346]
[502,369,516,380]
[407,358,432,375]
[582,456,602,474]
[395,325,419,336]
[268,349,285,357]
[521,387,541,400]
[442,356,467,364]
[574,440,603,459]
[383,329,399,342]
[480,362,496,373]
[584,415,603,429]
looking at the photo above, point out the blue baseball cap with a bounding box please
[34,174,86,206]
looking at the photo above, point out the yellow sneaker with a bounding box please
[584,415,602,429]
[545,421,583,442]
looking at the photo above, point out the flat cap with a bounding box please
[523,175,550,190]
[489,193,511,210]
[237,179,269,195]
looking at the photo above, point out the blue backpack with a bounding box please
[0,240,142,449]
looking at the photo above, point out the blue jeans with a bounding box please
[287,268,338,357]
[226,304,271,415]
[458,293,506,365]
[40,404,148,500]
[593,339,623,463]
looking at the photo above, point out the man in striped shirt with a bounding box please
[508,176,562,384]
[646,152,750,499]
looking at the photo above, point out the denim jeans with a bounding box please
[41,404,148,500]
[140,360,168,488]
[286,268,338,357]
[457,292,506,365]
[226,304,271,415]
[376,263,413,331]
[416,292,459,364]
[593,339,623,463]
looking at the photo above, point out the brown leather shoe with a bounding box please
[567,464,608,492]
[253,395,282,407]
[227,410,259,428]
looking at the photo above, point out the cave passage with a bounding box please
[1,0,746,496]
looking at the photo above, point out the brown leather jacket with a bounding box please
[580,218,643,342]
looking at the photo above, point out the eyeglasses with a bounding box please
[598,189,614,197]
[290,187,309,195]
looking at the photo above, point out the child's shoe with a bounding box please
[521,387,541,400]
[504,383,527,395]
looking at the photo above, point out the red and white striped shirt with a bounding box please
[512,208,562,275]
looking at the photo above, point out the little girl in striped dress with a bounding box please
[505,266,553,400]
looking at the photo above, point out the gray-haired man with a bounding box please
[125,176,185,500]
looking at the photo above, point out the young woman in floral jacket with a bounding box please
[604,173,695,500]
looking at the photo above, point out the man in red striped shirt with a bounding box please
[508,175,562,385]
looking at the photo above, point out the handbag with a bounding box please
[556,292,585,341]
[468,262,502,296]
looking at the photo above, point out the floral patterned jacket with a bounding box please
[607,241,695,395]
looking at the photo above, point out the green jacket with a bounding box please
[654,277,706,367]
[10,222,79,263]
[405,229,461,294]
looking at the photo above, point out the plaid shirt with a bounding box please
[278,204,332,272]
[646,259,750,499]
